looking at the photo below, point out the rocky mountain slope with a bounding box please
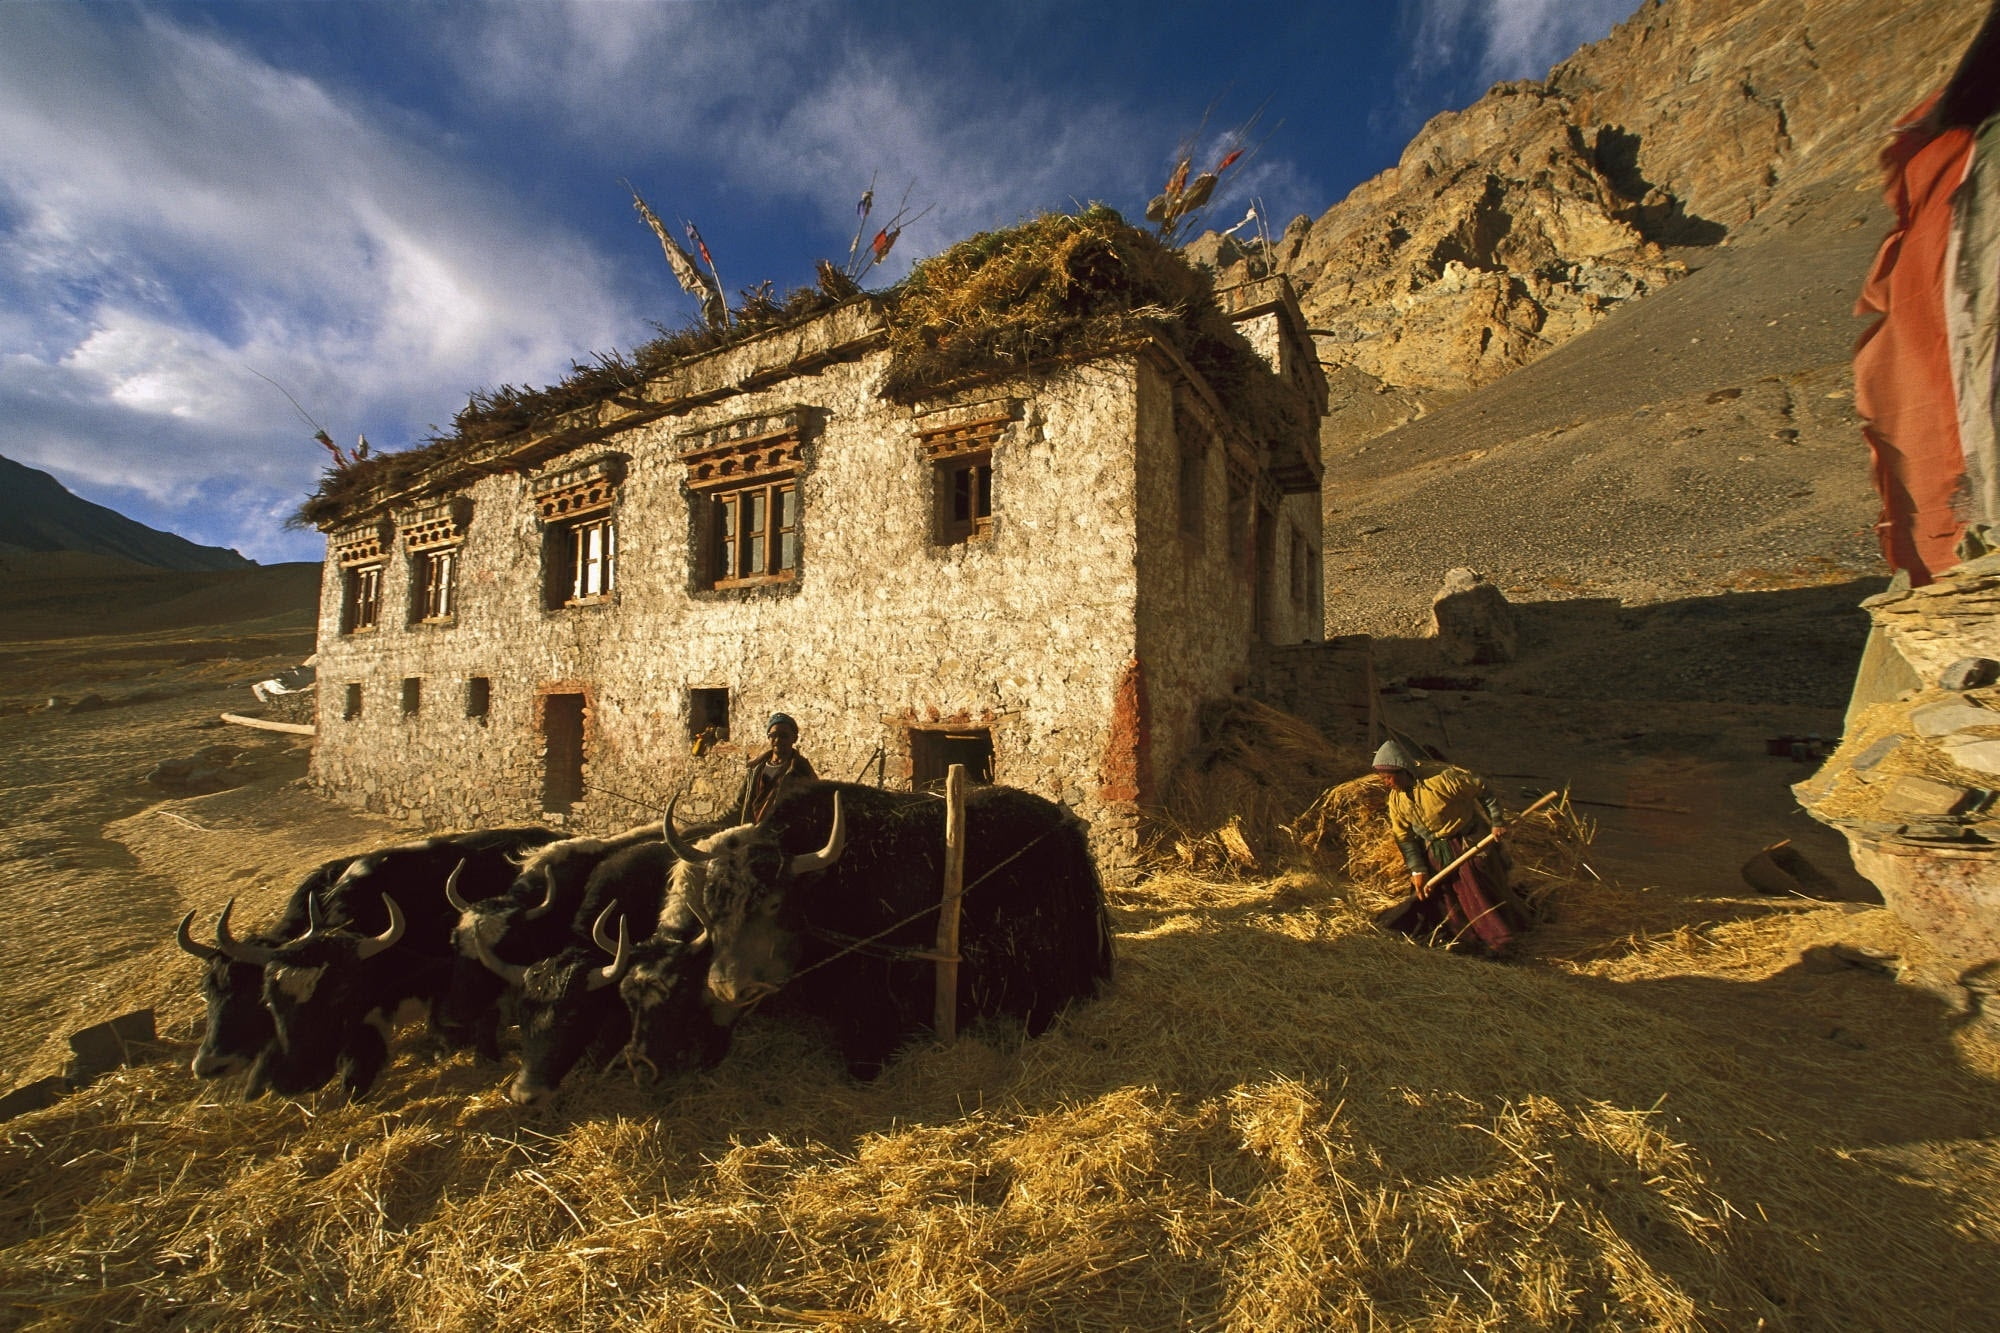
[1196,0,1995,670]
[0,454,251,572]
[1198,0,1985,452]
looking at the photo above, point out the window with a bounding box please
[936,454,994,544]
[412,548,457,622]
[342,563,383,633]
[702,480,797,587]
[689,687,730,744]
[401,678,422,715]
[342,683,363,720]
[547,513,616,608]
[466,676,491,720]
[911,728,995,791]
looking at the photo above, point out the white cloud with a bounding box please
[1411,0,1635,86]
[445,0,1168,276]
[0,6,633,559]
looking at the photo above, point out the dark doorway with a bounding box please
[910,728,994,791]
[543,692,586,813]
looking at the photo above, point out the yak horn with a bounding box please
[215,898,276,965]
[471,928,526,986]
[521,879,560,920]
[355,894,406,961]
[176,909,222,961]
[661,796,713,864]
[788,791,845,876]
[588,912,630,991]
[444,860,472,914]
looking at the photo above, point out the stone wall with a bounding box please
[310,338,1151,870]
[311,294,1323,880]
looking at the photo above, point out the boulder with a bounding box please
[1429,568,1518,665]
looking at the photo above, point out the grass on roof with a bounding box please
[291,207,1300,530]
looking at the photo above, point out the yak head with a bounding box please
[616,914,736,1083]
[438,858,565,1049]
[222,893,407,1095]
[177,901,278,1080]
[661,792,844,1008]
[468,901,630,1107]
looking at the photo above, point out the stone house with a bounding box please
[306,270,1327,875]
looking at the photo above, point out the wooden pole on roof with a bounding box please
[933,763,967,1041]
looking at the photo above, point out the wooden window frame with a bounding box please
[412,547,458,623]
[702,478,797,590]
[546,511,617,608]
[343,563,383,634]
[935,452,995,545]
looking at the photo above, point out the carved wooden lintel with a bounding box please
[677,407,810,493]
[533,454,627,522]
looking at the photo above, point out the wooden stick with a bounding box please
[933,763,967,1041]
[219,712,316,736]
[1422,790,1559,886]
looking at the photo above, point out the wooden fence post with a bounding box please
[934,763,967,1041]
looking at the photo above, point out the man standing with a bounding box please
[738,712,818,824]
[1372,738,1523,956]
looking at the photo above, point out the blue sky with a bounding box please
[0,0,1634,564]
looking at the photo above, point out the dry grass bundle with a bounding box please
[293,283,854,529]
[1160,698,1372,872]
[6,865,1998,1332]
[1287,773,1598,924]
[297,208,1303,533]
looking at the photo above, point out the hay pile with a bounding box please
[1289,776,1599,920]
[5,863,1998,1330]
[878,207,1295,445]
[1160,698,1373,873]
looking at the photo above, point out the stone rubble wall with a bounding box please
[310,349,1153,871]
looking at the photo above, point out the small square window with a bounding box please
[401,678,422,715]
[690,687,730,744]
[935,453,994,545]
[466,676,491,720]
[343,683,363,720]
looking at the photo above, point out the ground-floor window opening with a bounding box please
[542,692,587,813]
[466,676,491,720]
[910,728,994,791]
[689,687,730,746]
[342,683,363,720]
[400,678,422,716]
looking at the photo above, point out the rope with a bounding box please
[781,823,1065,983]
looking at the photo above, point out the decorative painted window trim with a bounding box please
[532,453,627,521]
[332,519,394,568]
[677,407,810,494]
[913,397,1022,462]
[399,497,473,552]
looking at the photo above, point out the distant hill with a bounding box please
[0,454,253,572]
